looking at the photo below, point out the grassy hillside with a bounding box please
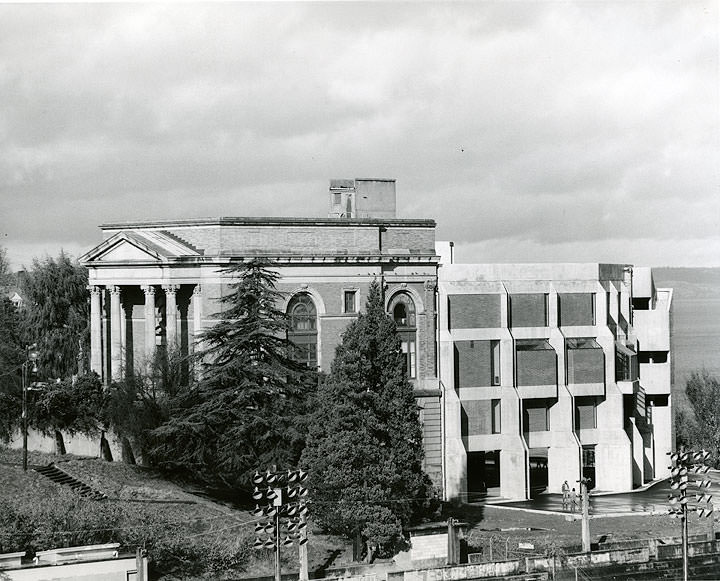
[0,446,350,580]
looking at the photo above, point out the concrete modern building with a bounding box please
[79,179,672,500]
[436,258,673,500]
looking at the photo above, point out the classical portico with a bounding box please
[79,180,444,487]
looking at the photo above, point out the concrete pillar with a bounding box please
[110,286,122,382]
[88,285,103,378]
[164,284,179,348]
[142,285,156,363]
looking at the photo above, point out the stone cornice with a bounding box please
[86,253,441,267]
[99,217,436,230]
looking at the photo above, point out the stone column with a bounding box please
[191,284,202,352]
[164,285,179,348]
[424,279,437,379]
[110,286,122,381]
[88,285,103,379]
[142,285,156,363]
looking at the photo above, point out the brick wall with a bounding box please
[567,348,604,384]
[559,293,594,326]
[517,349,556,386]
[448,294,501,329]
[461,400,493,436]
[454,341,492,388]
[382,227,436,254]
[418,396,442,485]
[510,294,547,327]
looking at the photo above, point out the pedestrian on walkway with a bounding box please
[569,488,578,513]
[561,480,570,511]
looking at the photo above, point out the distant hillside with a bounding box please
[652,267,720,405]
[654,267,720,299]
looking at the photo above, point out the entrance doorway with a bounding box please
[528,448,549,497]
[467,450,500,500]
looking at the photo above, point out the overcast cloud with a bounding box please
[1,1,718,269]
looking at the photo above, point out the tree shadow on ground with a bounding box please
[440,502,486,526]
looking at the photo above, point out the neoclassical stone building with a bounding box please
[80,179,443,486]
[80,179,672,500]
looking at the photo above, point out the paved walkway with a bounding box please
[485,471,720,517]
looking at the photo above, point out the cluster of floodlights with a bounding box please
[668,449,714,519]
[252,469,309,550]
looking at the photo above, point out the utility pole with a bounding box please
[576,477,591,552]
[252,468,309,581]
[22,344,38,472]
[668,448,714,581]
[580,478,591,552]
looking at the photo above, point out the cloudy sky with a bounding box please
[1,1,718,269]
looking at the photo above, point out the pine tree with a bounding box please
[21,251,89,380]
[301,280,435,558]
[0,297,23,442]
[151,259,315,486]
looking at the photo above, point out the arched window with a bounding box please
[388,292,417,379]
[287,293,318,368]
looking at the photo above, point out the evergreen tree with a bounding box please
[0,246,12,293]
[301,281,435,558]
[21,251,89,380]
[151,259,315,487]
[0,297,23,442]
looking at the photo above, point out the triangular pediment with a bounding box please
[98,239,162,262]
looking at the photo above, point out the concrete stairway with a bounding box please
[33,464,107,500]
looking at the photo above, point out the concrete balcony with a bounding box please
[617,379,640,395]
[633,309,670,351]
[639,362,671,394]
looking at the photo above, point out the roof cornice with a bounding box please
[99,217,436,229]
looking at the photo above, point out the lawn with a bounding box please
[2,445,712,578]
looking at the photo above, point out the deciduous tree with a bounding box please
[151,259,315,487]
[684,370,720,466]
[301,281,435,559]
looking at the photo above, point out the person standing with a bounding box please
[569,487,578,513]
[561,480,570,510]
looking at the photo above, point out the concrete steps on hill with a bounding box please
[33,464,107,500]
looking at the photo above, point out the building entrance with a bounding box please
[528,448,549,497]
[467,450,500,500]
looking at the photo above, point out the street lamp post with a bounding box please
[22,344,38,472]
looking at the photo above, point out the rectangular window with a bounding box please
[491,399,501,434]
[575,396,597,430]
[454,340,499,388]
[558,293,595,326]
[402,339,416,379]
[566,338,604,384]
[343,290,357,313]
[491,340,501,385]
[516,339,557,386]
[448,294,501,329]
[333,192,341,205]
[523,400,549,432]
[510,294,548,327]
